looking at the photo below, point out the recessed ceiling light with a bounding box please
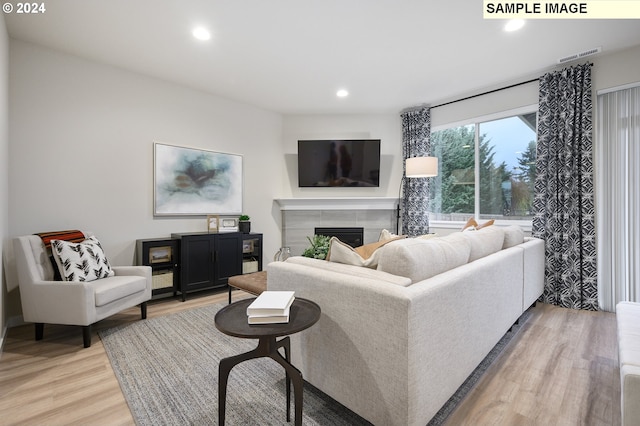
[336,89,349,98]
[504,19,525,32]
[192,27,211,41]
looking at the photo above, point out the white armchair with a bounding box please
[13,234,152,347]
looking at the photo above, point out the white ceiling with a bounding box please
[5,1,640,114]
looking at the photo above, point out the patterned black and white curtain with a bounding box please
[533,63,597,311]
[400,106,431,236]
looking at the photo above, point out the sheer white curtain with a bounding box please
[597,84,640,312]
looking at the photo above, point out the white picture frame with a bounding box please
[219,216,239,233]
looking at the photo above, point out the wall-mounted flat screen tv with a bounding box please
[297,139,381,187]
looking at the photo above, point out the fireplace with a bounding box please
[315,227,364,248]
[277,198,396,256]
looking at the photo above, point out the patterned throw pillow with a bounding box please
[51,236,115,282]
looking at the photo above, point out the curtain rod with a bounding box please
[431,78,539,109]
[430,62,593,110]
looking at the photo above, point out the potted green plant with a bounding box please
[302,234,331,260]
[238,214,251,233]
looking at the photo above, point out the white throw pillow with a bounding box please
[503,225,525,248]
[379,229,400,241]
[327,236,404,268]
[461,226,505,262]
[51,236,115,282]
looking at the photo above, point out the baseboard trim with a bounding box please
[0,324,5,359]
[7,315,25,328]
[0,315,26,360]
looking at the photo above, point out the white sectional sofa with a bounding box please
[267,226,544,426]
[616,301,640,426]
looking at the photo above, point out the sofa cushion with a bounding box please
[461,226,506,262]
[327,236,404,268]
[51,236,115,282]
[377,233,471,283]
[93,275,147,307]
[503,225,525,249]
[285,256,412,286]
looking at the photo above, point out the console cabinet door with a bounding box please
[179,234,216,292]
[213,233,243,286]
[173,232,244,301]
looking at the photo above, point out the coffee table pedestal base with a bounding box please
[218,336,303,425]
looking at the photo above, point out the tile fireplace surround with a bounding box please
[276,198,398,256]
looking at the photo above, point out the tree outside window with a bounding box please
[428,112,537,223]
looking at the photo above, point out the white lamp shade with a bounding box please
[406,156,438,177]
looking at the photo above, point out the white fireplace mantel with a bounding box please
[275,197,399,211]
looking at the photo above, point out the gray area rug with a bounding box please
[100,303,530,425]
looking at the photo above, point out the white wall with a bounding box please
[8,40,284,294]
[0,16,9,342]
[593,44,640,94]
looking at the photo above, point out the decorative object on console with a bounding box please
[301,234,331,260]
[154,142,243,216]
[218,216,240,233]
[207,214,219,233]
[238,214,251,233]
[396,154,438,234]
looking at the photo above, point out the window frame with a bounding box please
[429,104,539,232]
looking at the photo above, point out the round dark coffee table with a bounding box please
[215,297,321,426]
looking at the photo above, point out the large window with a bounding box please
[428,109,537,225]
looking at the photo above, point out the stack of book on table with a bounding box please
[247,291,295,324]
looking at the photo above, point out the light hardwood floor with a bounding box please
[0,290,620,426]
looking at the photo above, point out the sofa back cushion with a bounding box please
[377,233,471,283]
[502,225,525,249]
[286,256,412,287]
[461,226,505,262]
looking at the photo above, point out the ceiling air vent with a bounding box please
[558,47,602,64]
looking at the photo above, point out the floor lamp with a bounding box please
[396,156,438,234]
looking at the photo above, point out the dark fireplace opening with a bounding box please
[315,227,364,248]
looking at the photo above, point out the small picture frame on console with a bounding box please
[207,215,219,233]
[219,216,239,233]
[242,239,254,253]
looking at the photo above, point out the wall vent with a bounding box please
[558,47,602,64]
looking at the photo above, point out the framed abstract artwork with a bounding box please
[154,142,243,216]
